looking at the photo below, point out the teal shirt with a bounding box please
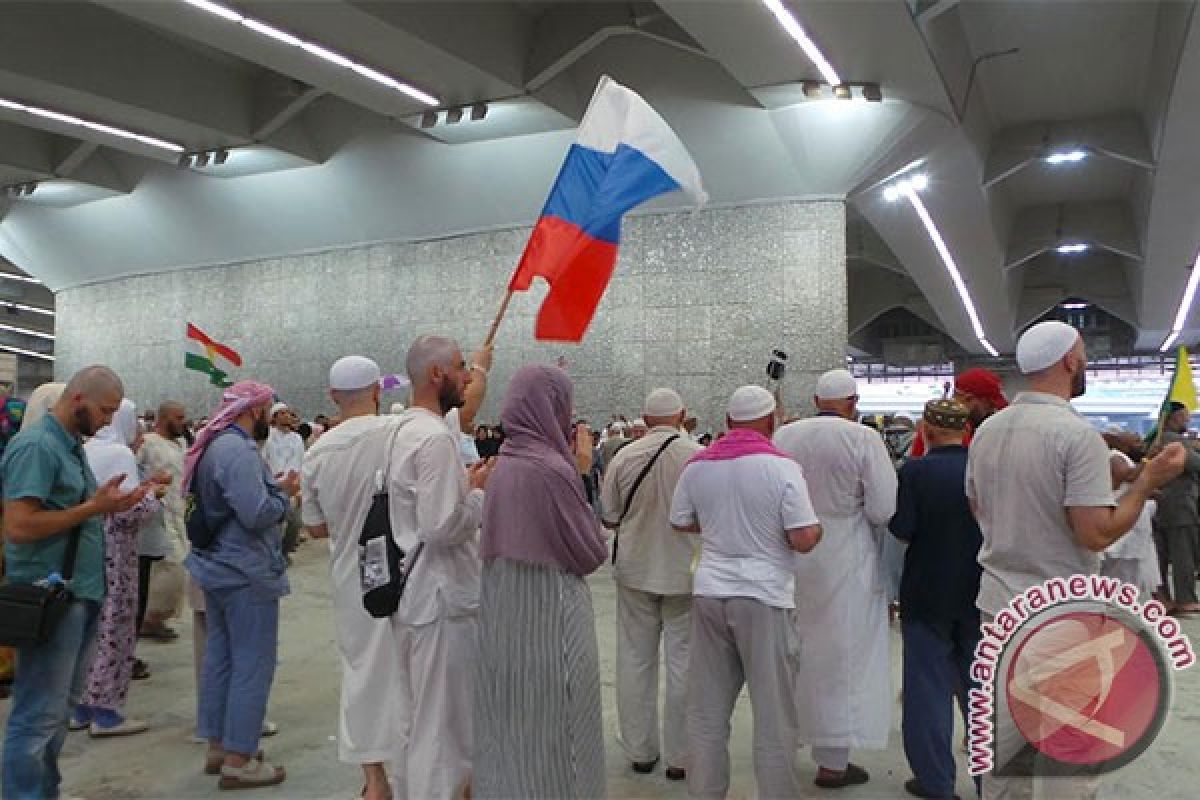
[1,414,104,602]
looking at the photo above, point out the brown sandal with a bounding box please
[206,749,264,776]
[218,758,285,790]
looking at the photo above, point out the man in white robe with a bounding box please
[302,356,399,800]
[264,401,306,556]
[773,368,897,790]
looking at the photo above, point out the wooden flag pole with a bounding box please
[483,289,515,349]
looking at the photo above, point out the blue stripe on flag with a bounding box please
[541,143,681,244]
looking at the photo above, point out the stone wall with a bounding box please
[56,201,847,431]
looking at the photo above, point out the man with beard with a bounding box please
[967,321,1185,800]
[184,381,298,789]
[2,366,155,799]
[388,334,494,798]
[135,401,189,641]
[909,367,1008,457]
[1150,402,1200,614]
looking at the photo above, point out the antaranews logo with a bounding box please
[968,575,1195,779]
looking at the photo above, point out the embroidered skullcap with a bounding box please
[923,397,970,431]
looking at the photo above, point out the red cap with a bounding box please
[954,367,1008,410]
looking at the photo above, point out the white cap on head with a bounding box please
[632,418,648,429]
[330,355,382,391]
[644,388,684,417]
[1104,423,1126,434]
[727,385,776,422]
[815,369,858,400]
[389,402,406,414]
[269,401,289,417]
[1016,321,1080,374]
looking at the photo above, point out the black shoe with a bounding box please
[131,659,150,681]
[631,758,658,774]
[904,777,961,799]
[814,763,869,789]
[665,767,686,781]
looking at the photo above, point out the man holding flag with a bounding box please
[1152,347,1200,615]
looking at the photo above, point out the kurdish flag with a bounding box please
[508,76,707,342]
[185,323,241,388]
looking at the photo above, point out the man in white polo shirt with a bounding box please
[670,385,822,799]
[602,388,702,781]
[967,320,1185,800]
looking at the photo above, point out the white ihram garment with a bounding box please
[773,415,897,752]
[301,414,404,765]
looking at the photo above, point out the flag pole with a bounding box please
[483,289,515,349]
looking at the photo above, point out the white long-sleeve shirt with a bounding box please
[263,426,306,478]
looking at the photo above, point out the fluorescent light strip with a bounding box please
[761,0,842,87]
[903,188,998,357]
[1056,243,1089,254]
[0,322,53,341]
[0,272,41,285]
[0,343,53,361]
[1045,150,1088,165]
[1161,252,1200,351]
[0,301,53,317]
[0,97,183,153]
[183,0,439,106]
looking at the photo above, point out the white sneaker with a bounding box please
[89,718,149,737]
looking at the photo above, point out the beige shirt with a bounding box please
[601,426,702,595]
[136,432,186,559]
[966,392,1115,615]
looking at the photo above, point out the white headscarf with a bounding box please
[84,398,140,491]
[24,382,65,427]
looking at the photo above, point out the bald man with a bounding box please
[136,401,189,640]
[2,366,155,799]
[390,334,494,799]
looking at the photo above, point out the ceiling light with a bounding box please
[1060,301,1090,310]
[180,0,439,106]
[0,272,41,285]
[897,184,996,356]
[1045,149,1088,165]
[760,0,842,87]
[1161,252,1200,351]
[0,322,53,341]
[0,344,53,362]
[1056,243,1089,254]
[908,173,929,191]
[0,300,53,317]
[0,95,183,152]
[883,173,928,201]
[883,186,901,203]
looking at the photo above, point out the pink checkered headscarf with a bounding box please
[182,380,275,492]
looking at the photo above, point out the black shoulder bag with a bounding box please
[360,424,424,618]
[0,525,81,647]
[612,434,680,565]
[184,430,232,550]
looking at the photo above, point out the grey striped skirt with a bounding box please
[474,558,606,800]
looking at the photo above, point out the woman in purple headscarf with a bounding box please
[474,364,608,799]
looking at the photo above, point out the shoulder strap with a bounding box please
[612,434,680,564]
[61,527,82,582]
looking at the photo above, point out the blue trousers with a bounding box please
[197,585,279,756]
[902,616,981,798]
[2,599,100,800]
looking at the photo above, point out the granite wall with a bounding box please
[55,201,847,431]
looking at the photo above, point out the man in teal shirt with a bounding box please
[1,366,152,800]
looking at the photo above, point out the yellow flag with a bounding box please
[1167,346,1198,412]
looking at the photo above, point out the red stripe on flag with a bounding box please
[512,216,617,342]
[186,323,243,367]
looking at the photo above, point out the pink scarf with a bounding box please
[688,428,790,463]
[182,380,275,492]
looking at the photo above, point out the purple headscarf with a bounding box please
[182,380,275,492]
[481,364,607,576]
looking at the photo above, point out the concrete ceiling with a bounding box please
[0,0,1198,359]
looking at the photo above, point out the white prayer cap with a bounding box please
[389,402,406,414]
[1016,321,1080,374]
[727,385,776,422]
[644,388,684,417]
[269,401,289,417]
[632,418,648,429]
[329,355,381,391]
[1104,423,1126,434]
[815,369,858,400]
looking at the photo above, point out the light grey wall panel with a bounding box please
[56,201,847,432]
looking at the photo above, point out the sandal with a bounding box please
[218,757,285,790]
[206,749,264,775]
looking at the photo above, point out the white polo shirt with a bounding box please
[670,452,819,609]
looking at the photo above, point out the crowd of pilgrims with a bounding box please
[0,319,1190,800]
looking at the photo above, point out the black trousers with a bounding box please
[136,555,162,631]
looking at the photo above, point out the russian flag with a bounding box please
[509,76,707,342]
